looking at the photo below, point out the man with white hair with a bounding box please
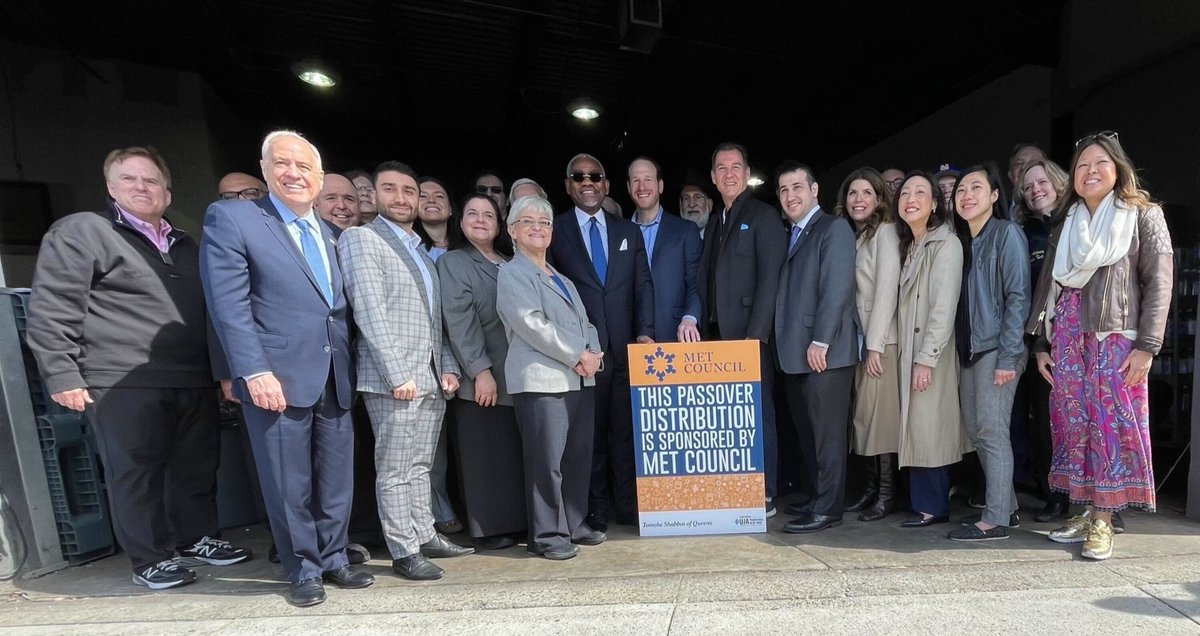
[201,130,373,607]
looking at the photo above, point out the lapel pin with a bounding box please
[619,238,628,251]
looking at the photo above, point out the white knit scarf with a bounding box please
[1052,192,1136,289]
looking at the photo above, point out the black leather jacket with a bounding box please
[963,218,1031,371]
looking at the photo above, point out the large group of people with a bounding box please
[23,127,1171,607]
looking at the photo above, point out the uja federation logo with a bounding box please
[643,347,676,382]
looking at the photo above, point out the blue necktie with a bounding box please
[788,224,801,253]
[589,217,608,285]
[295,219,333,305]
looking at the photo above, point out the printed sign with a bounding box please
[629,340,765,536]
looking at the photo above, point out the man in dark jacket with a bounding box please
[27,147,250,590]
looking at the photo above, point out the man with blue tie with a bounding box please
[772,161,858,534]
[201,130,374,607]
[549,153,655,531]
[627,157,703,343]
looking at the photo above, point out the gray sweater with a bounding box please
[27,204,213,393]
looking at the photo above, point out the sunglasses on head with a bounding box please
[1075,130,1119,149]
[568,172,605,183]
[476,185,504,194]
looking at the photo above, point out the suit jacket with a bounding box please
[200,196,353,409]
[643,211,703,342]
[436,245,512,406]
[548,210,654,370]
[337,217,460,398]
[774,209,859,374]
[698,191,787,342]
[497,251,599,394]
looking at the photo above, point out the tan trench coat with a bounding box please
[852,222,902,455]
[896,223,971,468]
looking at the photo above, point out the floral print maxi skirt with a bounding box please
[1048,288,1155,512]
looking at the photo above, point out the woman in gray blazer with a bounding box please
[437,194,524,551]
[496,195,605,561]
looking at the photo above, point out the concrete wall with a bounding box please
[0,43,232,287]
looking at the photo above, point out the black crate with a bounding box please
[36,413,115,564]
[3,289,62,417]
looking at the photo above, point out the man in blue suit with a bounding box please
[201,130,374,607]
[627,157,702,343]
[548,153,655,531]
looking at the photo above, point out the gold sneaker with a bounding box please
[1081,519,1114,560]
[1048,511,1092,544]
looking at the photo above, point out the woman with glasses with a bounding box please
[437,193,524,550]
[496,195,606,560]
[946,165,1030,541]
[1014,159,1073,522]
[832,168,902,522]
[894,171,969,528]
[1028,131,1172,560]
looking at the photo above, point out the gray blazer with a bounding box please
[337,217,460,398]
[774,209,860,374]
[497,251,599,394]
[437,245,513,406]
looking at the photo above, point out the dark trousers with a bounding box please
[1009,370,1032,485]
[514,389,595,553]
[1024,363,1061,503]
[711,329,778,500]
[909,466,951,517]
[241,376,354,584]
[782,366,854,517]
[87,387,219,571]
[587,367,637,523]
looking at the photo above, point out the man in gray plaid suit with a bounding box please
[337,161,474,581]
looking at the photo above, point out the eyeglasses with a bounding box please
[680,193,709,203]
[1075,130,1119,149]
[568,172,605,183]
[219,188,264,200]
[514,218,552,229]
[476,185,504,195]
[355,184,375,194]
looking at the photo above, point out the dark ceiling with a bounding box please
[1,0,1064,198]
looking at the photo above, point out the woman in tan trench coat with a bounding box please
[833,167,901,522]
[894,171,969,528]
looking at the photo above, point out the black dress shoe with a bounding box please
[573,530,607,546]
[475,535,516,551]
[393,554,444,580]
[420,533,475,558]
[783,513,843,534]
[529,543,580,560]
[322,565,375,589]
[1034,500,1070,523]
[346,542,371,564]
[287,579,327,607]
[899,514,949,528]
[585,512,608,532]
[268,543,280,564]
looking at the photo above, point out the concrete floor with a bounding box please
[4,496,1200,634]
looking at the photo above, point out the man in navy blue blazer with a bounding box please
[627,157,703,343]
[201,130,374,607]
[548,153,655,531]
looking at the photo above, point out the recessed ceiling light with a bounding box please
[747,176,765,187]
[569,98,602,121]
[292,62,337,88]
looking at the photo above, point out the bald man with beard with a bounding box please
[316,174,361,233]
[218,172,268,201]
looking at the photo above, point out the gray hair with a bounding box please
[565,153,606,178]
[507,195,554,226]
[508,177,547,202]
[260,130,323,172]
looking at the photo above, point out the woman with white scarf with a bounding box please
[1026,132,1173,561]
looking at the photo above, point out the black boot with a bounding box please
[845,455,879,512]
[859,453,896,522]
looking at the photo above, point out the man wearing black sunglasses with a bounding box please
[473,171,507,211]
[549,153,655,532]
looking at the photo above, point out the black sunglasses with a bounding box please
[476,185,504,194]
[1075,130,1119,149]
[568,172,605,183]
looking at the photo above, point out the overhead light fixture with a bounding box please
[569,97,602,121]
[747,176,765,187]
[292,62,338,88]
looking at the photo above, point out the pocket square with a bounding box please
[739,223,750,230]
[619,238,628,251]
